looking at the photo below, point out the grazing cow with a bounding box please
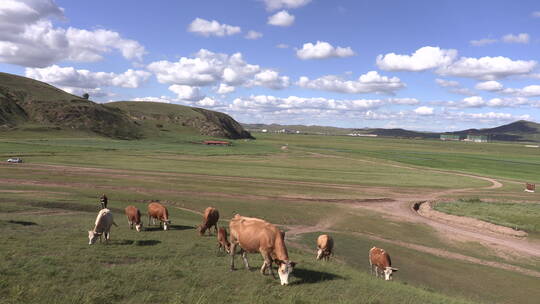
[229,214,296,285]
[88,208,117,245]
[217,227,231,253]
[99,194,108,210]
[147,202,170,231]
[125,205,143,232]
[198,207,219,236]
[316,234,334,261]
[369,246,398,280]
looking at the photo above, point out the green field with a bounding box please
[1,131,540,304]
[434,199,540,235]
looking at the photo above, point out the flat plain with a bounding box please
[1,131,539,304]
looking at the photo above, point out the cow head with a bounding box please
[197,225,207,236]
[135,222,142,232]
[163,220,171,231]
[88,230,101,245]
[316,248,323,260]
[275,260,296,285]
[384,267,398,280]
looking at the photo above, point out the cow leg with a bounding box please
[128,220,133,229]
[241,249,250,270]
[214,224,218,235]
[230,243,237,271]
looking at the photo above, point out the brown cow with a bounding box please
[217,227,230,253]
[198,207,219,236]
[125,205,143,232]
[229,214,296,285]
[369,246,398,280]
[316,234,333,261]
[147,202,170,231]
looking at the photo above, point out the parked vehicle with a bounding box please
[7,157,23,163]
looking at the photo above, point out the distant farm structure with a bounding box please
[440,134,490,143]
[465,135,489,143]
[440,134,460,141]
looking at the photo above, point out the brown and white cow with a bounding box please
[88,208,117,245]
[229,214,296,285]
[369,246,398,280]
[198,207,219,236]
[147,202,170,231]
[217,227,231,253]
[125,205,143,232]
[316,234,334,261]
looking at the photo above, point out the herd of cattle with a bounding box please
[88,198,398,285]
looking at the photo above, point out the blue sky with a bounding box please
[1,0,540,131]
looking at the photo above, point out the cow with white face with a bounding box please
[229,214,296,285]
[88,208,116,245]
[147,202,170,231]
[369,246,398,281]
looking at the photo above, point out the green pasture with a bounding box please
[2,131,540,304]
[1,204,474,304]
[434,199,540,237]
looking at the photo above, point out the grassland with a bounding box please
[434,199,540,236]
[1,131,540,304]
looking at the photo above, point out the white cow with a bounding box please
[88,208,117,245]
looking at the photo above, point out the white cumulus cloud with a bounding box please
[168,84,204,101]
[502,33,530,44]
[376,46,457,72]
[414,106,434,115]
[296,41,355,60]
[0,1,145,67]
[147,49,289,90]
[263,0,311,11]
[216,83,235,94]
[297,71,405,94]
[187,18,241,37]
[267,10,295,27]
[25,65,151,90]
[470,38,497,47]
[437,56,537,80]
[245,30,263,40]
[435,78,459,87]
[475,80,503,91]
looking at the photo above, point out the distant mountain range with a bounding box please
[0,72,253,140]
[244,120,540,142]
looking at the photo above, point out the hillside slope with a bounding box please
[0,72,142,139]
[0,72,253,140]
[107,101,254,139]
[448,120,540,142]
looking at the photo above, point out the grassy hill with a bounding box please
[108,101,254,140]
[0,72,253,140]
[447,120,540,142]
[0,72,142,139]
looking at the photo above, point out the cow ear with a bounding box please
[290,262,297,267]
[391,267,399,272]
[274,259,283,265]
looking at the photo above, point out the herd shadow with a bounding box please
[135,240,161,246]
[144,224,194,232]
[291,268,344,285]
[8,220,38,226]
